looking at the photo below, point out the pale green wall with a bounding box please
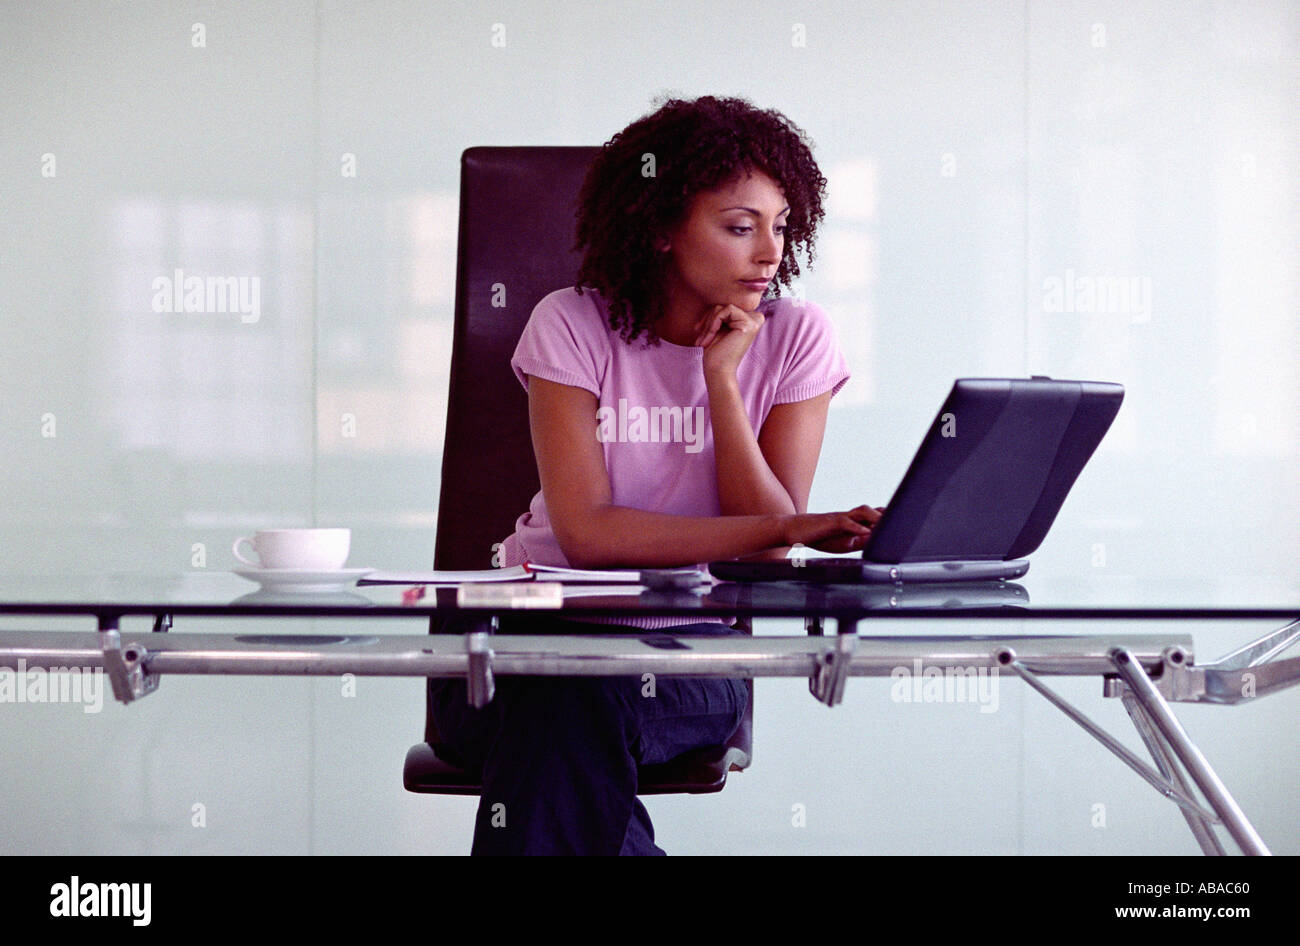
[1,0,1296,854]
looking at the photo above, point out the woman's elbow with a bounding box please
[552,512,615,570]
[556,540,599,570]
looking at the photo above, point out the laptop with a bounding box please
[709,376,1124,584]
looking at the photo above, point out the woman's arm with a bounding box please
[528,376,876,569]
[709,377,832,561]
[698,304,836,560]
[706,378,828,517]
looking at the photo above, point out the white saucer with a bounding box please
[233,567,375,593]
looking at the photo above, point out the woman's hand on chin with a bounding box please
[697,304,765,382]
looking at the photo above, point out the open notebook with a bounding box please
[356,564,707,586]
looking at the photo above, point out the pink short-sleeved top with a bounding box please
[499,287,850,588]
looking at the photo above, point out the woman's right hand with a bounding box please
[783,505,885,554]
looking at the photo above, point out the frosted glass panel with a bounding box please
[0,0,1294,856]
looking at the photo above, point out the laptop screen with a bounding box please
[863,378,1124,564]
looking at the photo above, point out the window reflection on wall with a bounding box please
[316,190,455,457]
[1212,117,1295,458]
[107,197,313,462]
[820,157,878,407]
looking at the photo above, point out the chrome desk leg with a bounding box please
[809,619,856,706]
[1006,658,1217,822]
[98,615,159,705]
[1111,647,1270,856]
[1118,687,1226,856]
[1200,616,1300,671]
[465,628,495,709]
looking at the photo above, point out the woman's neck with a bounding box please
[652,278,709,346]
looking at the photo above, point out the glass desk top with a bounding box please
[0,571,1294,621]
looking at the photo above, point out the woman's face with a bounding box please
[659,167,789,319]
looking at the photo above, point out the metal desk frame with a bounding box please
[2,591,1298,857]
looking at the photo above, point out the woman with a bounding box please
[429,95,882,855]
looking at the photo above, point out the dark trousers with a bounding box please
[426,617,747,856]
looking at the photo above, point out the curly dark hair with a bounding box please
[572,95,827,343]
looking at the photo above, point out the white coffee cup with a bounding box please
[232,528,351,571]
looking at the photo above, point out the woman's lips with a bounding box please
[740,279,769,291]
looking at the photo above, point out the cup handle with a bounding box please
[232,536,259,567]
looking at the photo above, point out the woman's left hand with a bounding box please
[696,304,764,382]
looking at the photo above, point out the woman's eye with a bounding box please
[728,226,753,235]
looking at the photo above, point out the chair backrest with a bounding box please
[434,146,601,569]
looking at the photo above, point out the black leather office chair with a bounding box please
[404,146,753,795]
